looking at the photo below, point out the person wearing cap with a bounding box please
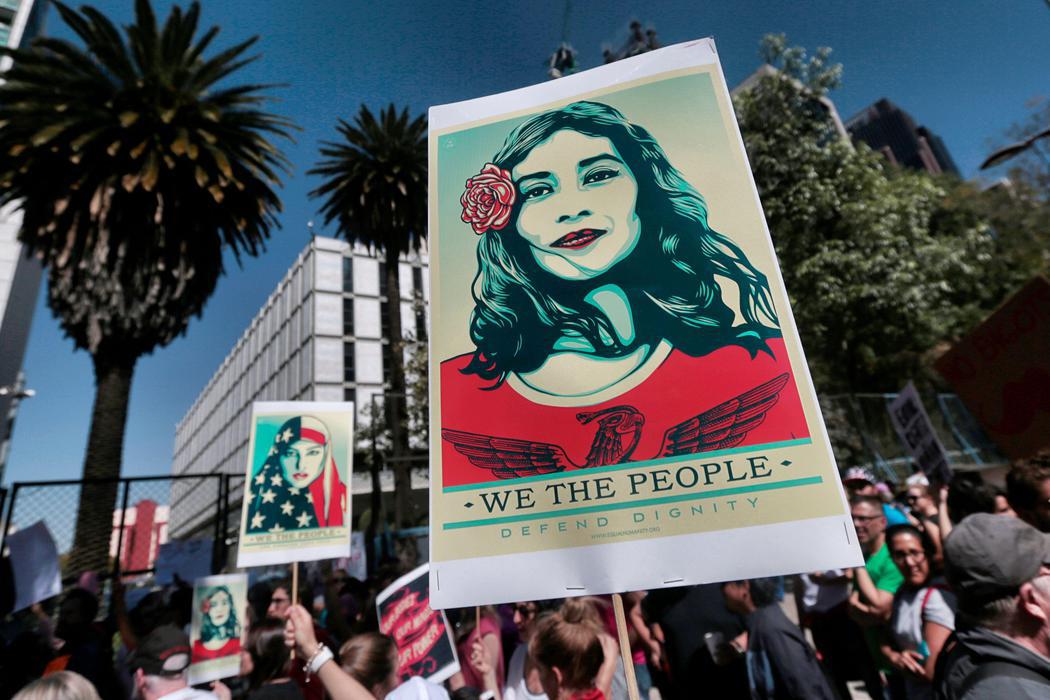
[843,467,910,527]
[934,513,1050,698]
[128,625,219,700]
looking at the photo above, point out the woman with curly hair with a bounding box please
[192,586,241,662]
[441,101,806,485]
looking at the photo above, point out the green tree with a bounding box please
[735,35,996,393]
[0,0,293,571]
[310,105,427,529]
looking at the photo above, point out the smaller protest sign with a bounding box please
[188,573,248,685]
[154,539,213,585]
[236,402,354,568]
[377,563,460,684]
[6,521,62,612]
[335,532,368,581]
[888,383,952,483]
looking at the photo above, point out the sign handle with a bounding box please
[612,593,640,700]
[290,561,299,661]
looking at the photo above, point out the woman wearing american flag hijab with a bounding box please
[246,415,348,534]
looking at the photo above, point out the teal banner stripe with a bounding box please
[442,437,814,493]
[442,475,824,530]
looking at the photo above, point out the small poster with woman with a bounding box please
[236,401,354,568]
[428,38,861,608]
[188,573,248,685]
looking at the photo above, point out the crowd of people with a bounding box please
[1,452,1048,700]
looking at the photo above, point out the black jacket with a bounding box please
[935,623,1050,699]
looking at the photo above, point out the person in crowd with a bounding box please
[528,605,609,700]
[1006,450,1050,532]
[642,584,749,698]
[721,577,835,699]
[269,578,331,700]
[248,581,275,627]
[284,604,449,700]
[844,467,910,526]
[880,524,956,700]
[941,473,996,535]
[504,600,561,700]
[193,585,242,661]
[849,494,905,699]
[128,624,218,700]
[902,483,945,566]
[624,592,657,700]
[793,569,859,700]
[453,606,505,695]
[992,485,1017,517]
[12,671,101,700]
[215,617,302,700]
[44,588,119,698]
[339,632,399,699]
[935,513,1050,697]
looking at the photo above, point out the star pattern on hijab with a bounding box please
[246,416,327,535]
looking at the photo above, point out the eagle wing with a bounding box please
[441,429,579,479]
[656,373,791,457]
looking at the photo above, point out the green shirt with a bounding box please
[859,542,904,671]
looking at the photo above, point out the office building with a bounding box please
[0,0,48,481]
[846,98,959,176]
[170,236,429,535]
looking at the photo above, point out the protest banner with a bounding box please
[188,573,248,685]
[427,38,861,608]
[377,563,460,684]
[935,277,1050,459]
[154,539,213,585]
[236,402,354,568]
[5,521,61,612]
[888,383,952,483]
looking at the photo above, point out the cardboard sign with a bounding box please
[935,277,1050,459]
[427,38,860,607]
[6,521,61,611]
[377,564,460,684]
[236,402,355,568]
[188,573,248,685]
[888,383,952,483]
[154,539,214,585]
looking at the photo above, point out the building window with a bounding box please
[343,298,354,337]
[344,387,355,402]
[342,256,354,293]
[415,306,427,341]
[343,342,355,383]
[380,299,390,340]
[378,262,388,299]
[382,343,392,385]
[412,267,423,296]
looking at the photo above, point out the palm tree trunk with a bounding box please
[383,248,411,528]
[68,354,136,575]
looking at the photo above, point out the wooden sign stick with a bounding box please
[612,593,640,700]
[290,561,299,661]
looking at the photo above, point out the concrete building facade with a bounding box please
[170,236,429,535]
[0,0,48,480]
[846,98,959,176]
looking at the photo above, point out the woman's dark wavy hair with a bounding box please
[200,586,240,644]
[463,101,780,384]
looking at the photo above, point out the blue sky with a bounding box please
[5,0,1048,486]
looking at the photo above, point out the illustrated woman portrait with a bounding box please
[246,415,347,533]
[192,586,241,662]
[442,101,809,485]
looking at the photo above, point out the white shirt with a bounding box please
[504,644,548,700]
[157,688,219,700]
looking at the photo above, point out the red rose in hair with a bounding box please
[201,599,211,614]
[460,163,516,235]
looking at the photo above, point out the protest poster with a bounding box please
[335,531,368,581]
[154,539,213,585]
[236,402,354,568]
[888,383,952,483]
[427,38,860,607]
[5,521,61,612]
[188,573,247,685]
[935,277,1050,459]
[377,563,460,684]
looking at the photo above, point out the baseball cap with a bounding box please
[842,467,875,485]
[944,513,1050,608]
[128,624,191,677]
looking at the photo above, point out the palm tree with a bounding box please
[0,0,293,572]
[310,105,427,531]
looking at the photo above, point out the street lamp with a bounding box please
[0,386,35,399]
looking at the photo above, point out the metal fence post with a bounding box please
[0,483,17,556]
[112,480,131,581]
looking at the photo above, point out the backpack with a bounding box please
[933,631,1050,698]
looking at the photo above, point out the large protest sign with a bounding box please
[188,573,247,685]
[236,402,354,568]
[377,564,460,684]
[935,277,1050,460]
[888,383,952,483]
[154,539,213,585]
[427,38,861,607]
[6,521,61,611]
